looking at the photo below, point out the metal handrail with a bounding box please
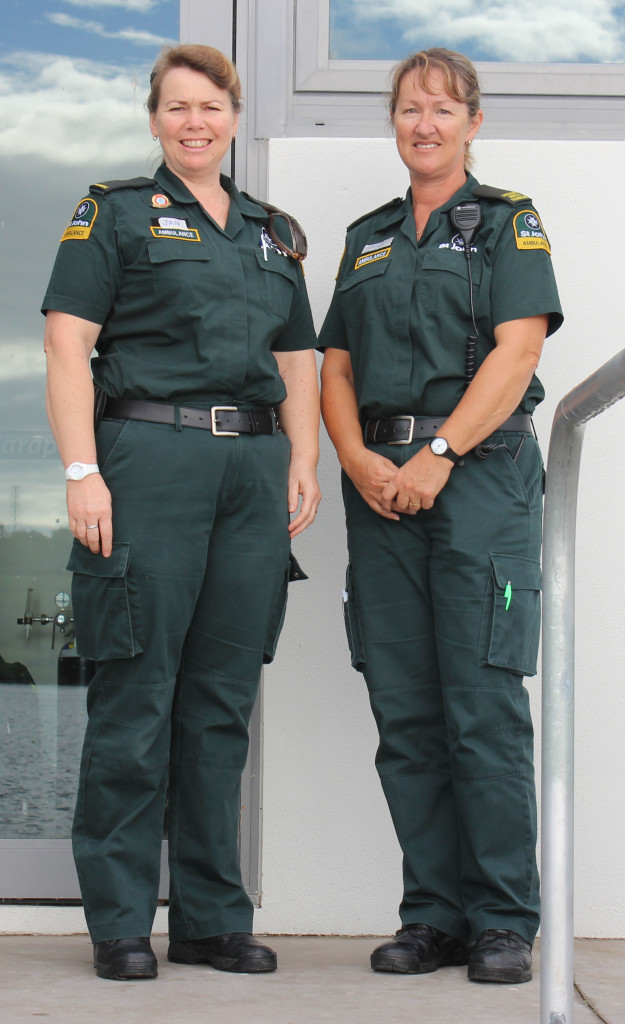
[541,347,625,1024]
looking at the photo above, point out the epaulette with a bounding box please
[472,184,531,205]
[89,177,155,195]
[347,196,403,232]
[241,190,290,221]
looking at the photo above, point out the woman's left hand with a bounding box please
[287,456,322,537]
[381,445,453,513]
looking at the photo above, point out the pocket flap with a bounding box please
[422,248,483,284]
[254,247,299,283]
[147,240,210,264]
[338,257,392,293]
[66,541,130,579]
[490,553,541,592]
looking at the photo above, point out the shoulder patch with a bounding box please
[60,197,98,242]
[89,177,155,195]
[512,209,551,254]
[347,197,403,232]
[472,184,531,205]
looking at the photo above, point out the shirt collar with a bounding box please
[153,164,267,238]
[154,164,268,216]
[400,173,480,246]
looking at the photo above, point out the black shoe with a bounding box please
[93,937,157,980]
[168,932,277,973]
[467,929,532,983]
[370,923,468,974]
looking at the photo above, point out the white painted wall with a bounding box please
[3,137,622,941]
[255,137,625,939]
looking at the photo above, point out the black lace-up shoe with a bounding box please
[468,929,532,983]
[370,923,468,974]
[93,937,157,980]
[168,932,277,973]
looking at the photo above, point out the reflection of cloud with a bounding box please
[47,12,172,47]
[0,53,158,164]
[62,0,158,10]
[335,0,625,62]
[0,348,47,384]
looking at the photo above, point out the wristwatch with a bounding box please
[65,462,100,481]
[429,437,460,464]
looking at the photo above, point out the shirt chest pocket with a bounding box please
[147,240,211,306]
[337,258,392,326]
[254,248,298,319]
[420,249,483,315]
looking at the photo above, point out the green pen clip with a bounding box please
[504,581,512,611]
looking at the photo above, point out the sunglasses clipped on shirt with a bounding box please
[259,201,308,262]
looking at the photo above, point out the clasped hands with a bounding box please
[347,445,453,521]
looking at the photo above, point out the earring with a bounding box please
[152,135,159,141]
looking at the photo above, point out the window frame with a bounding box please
[297,0,625,96]
[264,0,623,142]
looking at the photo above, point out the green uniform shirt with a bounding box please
[42,164,316,407]
[318,173,563,420]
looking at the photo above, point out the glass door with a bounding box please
[0,0,179,899]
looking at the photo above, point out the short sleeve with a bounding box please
[317,245,350,351]
[271,262,318,352]
[489,205,563,337]
[41,194,123,324]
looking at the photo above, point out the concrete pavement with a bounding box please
[2,935,623,1023]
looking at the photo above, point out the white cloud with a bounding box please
[46,11,173,47]
[337,0,625,62]
[0,53,157,164]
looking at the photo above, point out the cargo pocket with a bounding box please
[66,541,144,661]
[479,553,541,677]
[262,554,309,664]
[263,568,289,666]
[342,564,366,672]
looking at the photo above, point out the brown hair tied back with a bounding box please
[148,44,242,114]
[389,48,481,169]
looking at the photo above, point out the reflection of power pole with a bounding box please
[10,485,21,531]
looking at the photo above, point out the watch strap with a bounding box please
[65,462,100,480]
[430,439,460,464]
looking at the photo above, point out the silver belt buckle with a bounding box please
[388,414,415,445]
[210,405,239,436]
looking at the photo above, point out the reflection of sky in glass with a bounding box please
[330,0,625,63]
[0,0,178,849]
[0,0,178,534]
[2,0,177,63]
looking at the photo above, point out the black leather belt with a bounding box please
[104,397,277,436]
[364,413,532,445]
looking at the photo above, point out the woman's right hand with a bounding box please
[321,347,411,522]
[344,448,404,521]
[67,474,113,556]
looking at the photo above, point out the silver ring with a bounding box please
[86,524,99,530]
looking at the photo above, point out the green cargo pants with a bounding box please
[68,416,291,944]
[342,430,542,944]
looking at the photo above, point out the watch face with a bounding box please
[430,437,448,455]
